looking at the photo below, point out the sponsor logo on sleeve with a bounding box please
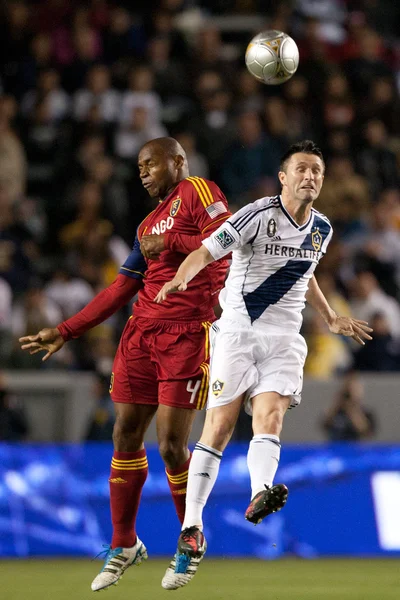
[215,229,234,250]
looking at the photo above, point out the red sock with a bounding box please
[109,449,148,549]
[166,454,191,524]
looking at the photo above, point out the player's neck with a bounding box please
[281,194,313,226]
[157,179,184,203]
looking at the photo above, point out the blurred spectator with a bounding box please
[11,277,64,366]
[220,111,280,204]
[348,270,400,338]
[103,6,147,66]
[44,265,94,320]
[0,277,13,366]
[21,98,70,201]
[356,119,399,197]
[85,373,114,441]
[342,190,400,297]
[315,154,370,236]
[175,131,209,178]
[21,68,70,121]
[321,371,376,441]
[120,66,163,126]
[304,271,353,378]
[322,70,355,132]
[0,187,36,293]
[0,0,32,98]
[345,28,392,99]
[353,312,400,372]
[361,77,400,136]
[188,71,236,180]
[73,64,120,123]
[62,26,103,92]
[21,33,55,93]
[114,106,167,160]
[0,373,29,441]
[0,95,27,203]
[233,69,265,114]
[59,180,130,288]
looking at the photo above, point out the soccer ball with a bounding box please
[245,30,299,85]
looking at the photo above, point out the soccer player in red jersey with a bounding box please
[19,137,231,591]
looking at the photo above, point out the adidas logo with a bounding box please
[109,477,128,484]
[194,472,210,479]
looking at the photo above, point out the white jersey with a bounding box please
[203,195,333,332]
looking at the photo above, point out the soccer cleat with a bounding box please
[91,537,148,591]
[245,483,288,525]
[161,527,206,590]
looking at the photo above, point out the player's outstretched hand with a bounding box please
[328,316,373,346]
[19,327,65,361]
[154,278,187,303]
[140,234,165,260]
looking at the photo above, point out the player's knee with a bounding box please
[253,407,285,436]
[112,418,142,450]
[158,438,187,468]
[202,414,235,450]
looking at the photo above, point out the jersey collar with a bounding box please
[278,195,313,231]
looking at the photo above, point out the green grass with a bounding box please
[2,558,399,600]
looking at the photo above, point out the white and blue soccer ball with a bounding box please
[245,30,299,85]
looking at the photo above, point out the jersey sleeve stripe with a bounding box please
[201,214,230,233]
[187,177,208,208]
[234,206,276,233]
[120,266,146,277]
[193,177,214,206]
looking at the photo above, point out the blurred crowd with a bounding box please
[0,0,399,383]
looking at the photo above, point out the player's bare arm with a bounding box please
[306,275,373,345]
[155,245,214,303]
[19,327,65,362]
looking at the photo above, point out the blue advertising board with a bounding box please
[1,443,400,558]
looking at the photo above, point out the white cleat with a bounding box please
[91,537,148,591]
[161,552,205,590]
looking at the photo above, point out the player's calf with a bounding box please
[245,483,288,525]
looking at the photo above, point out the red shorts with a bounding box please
[110,316,212,410]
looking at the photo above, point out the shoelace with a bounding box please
[92,544,123,569]
[92,544,112,562]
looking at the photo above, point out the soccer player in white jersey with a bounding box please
[155,140,373,589]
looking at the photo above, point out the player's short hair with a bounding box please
[280,140,325,172]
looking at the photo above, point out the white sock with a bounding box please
[247,434,281,498]
[182,442,222,530]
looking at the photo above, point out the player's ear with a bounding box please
[278,170,286,186]
[174,154,185,170]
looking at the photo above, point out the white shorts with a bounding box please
[207,318,308,415]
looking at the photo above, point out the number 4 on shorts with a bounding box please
[186,380,201,403]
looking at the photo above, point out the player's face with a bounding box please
[138,145,182,199]
[279,153,324,203]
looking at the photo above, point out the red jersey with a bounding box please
[119,177,231,322]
